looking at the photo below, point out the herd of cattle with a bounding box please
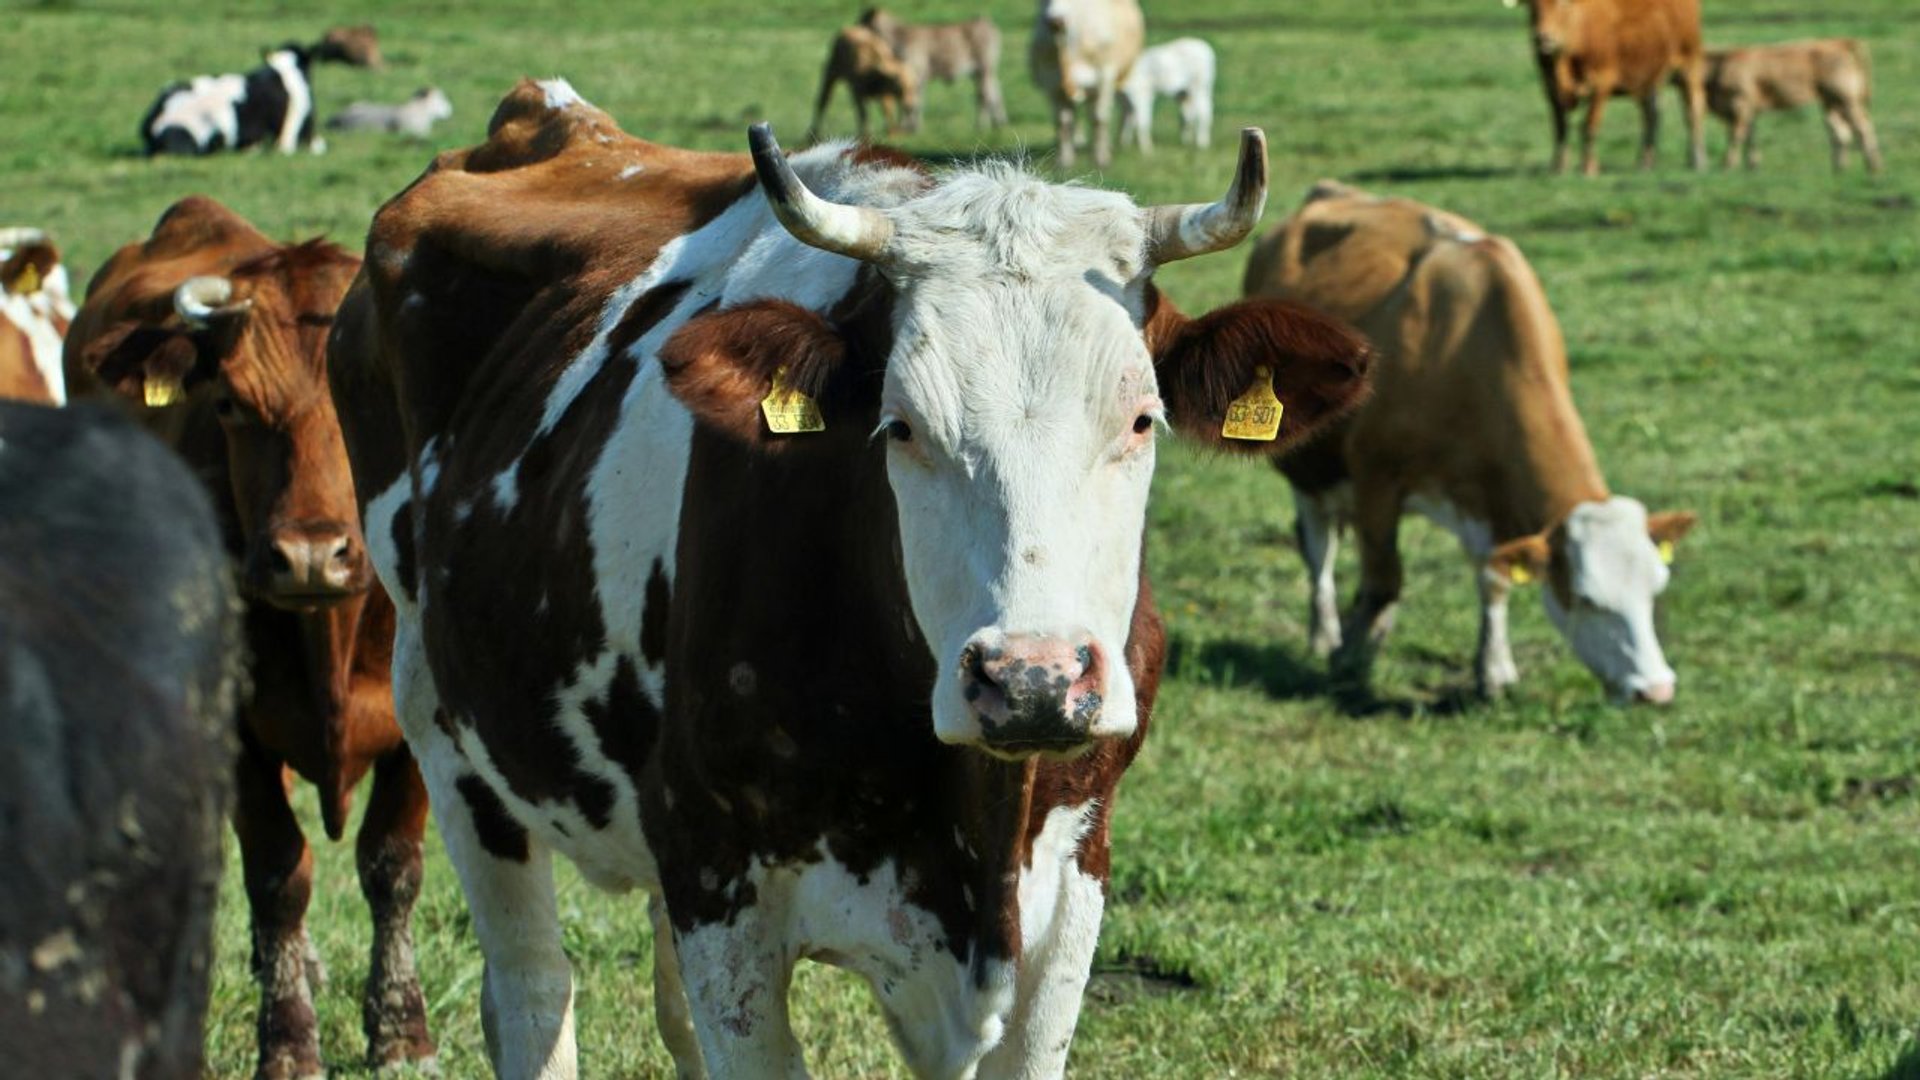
[0,0,1887,1076]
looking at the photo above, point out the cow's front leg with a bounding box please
[673,905,807,1079]
[1580,80,1617,176]
[1053,97,1078,168]
[233,735,322,1080]
[1333,485,1403,687]
[1475,568,1520,697]
[356,745,436,1069]
[1292,484,1344,659]
[1090,76,1119,167]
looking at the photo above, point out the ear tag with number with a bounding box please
[10,263,41,296]
[1509,562,1534,586]
[1657,540,1675,566]
[760,365,825,434]
[1221,364,1283,441]
[144,375,183,408]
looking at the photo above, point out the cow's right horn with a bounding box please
[1142,127,1270,266]
[748,123,895,263]
[175,276,253,327]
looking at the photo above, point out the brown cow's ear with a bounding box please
[75,323,206,408]
[1646,510,1697,564]
[1487,534,1551,586]
[658,299,873,449]
[2,243,57,296]
[1148,287,1374,455]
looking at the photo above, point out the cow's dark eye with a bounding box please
[1132,413,1154,435]
[213,396,236,419]
[885,419,913,443]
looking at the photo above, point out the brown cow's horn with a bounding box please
[174,276,253,326]
[1143,127,1269,267]
[749,123,895,263]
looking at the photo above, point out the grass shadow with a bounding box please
[1347,164,1522,184]
[1171,634,1486,719]
[1872,1040,1920,1080]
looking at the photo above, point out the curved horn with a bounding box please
[1142,127,1270,267]
[0,227,49,250]
[174,276,253,327]
[748,123,895,262]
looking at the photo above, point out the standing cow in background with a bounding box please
[141,45,323,156]
[1118,37,1216,152]
[1246,182,1696,704]
[1705,39,1883,173]
[810,23,921,141]
[1,227,75,404]
[63,197,435,1079]
[1030,0,1145,168]
[860,6,1009,130]
[0,402,241,1080]
[1502,0,1706,175]
[329,78,1371,1078]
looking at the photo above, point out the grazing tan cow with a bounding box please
[63,198,434,1079]
[1502,0,1707,175]
[862,7,1009,130]
[1,228,76,404]
[810,23,921,141]
[1246,182,1697,704]
[1705,39,1882,173]
[1030,0,1145,168]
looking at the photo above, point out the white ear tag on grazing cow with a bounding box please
[1221,364,1282,441]
[9,263,40,295]
[760,365,825,434]
[1658,540,1675,566]
[144,375,183,408]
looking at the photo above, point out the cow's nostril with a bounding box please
[269,545,295,574]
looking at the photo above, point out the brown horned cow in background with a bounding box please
[1502,0,1707,175]
[62,196,434,1080]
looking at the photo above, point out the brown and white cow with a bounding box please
[63,197,434,1079]
[329,79,1370,1078]
[1,227,76,404]
[1029,0,1145,169]
[1705,39,1883,173]
[1245,182,1696,703]
[1502,0,1707,175]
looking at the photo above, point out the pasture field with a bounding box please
[9,0,1920,1075]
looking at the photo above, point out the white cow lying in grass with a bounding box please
[1119,37,1216,151]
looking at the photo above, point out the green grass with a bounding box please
[10,0,1920,1075]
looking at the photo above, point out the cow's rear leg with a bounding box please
[1679,65,1708,170]
[357,746,436,1069]
[1724,105,1757,170]
[1332,486,1403,688]
[1636,91,1661,170]
[673,908,806,1078]
[1292,484,1344,659]
[234,740,323,1080]
[650,894,709,1079]
[1823,106,1854,172]
[1843,101,1884,174]
[1474,568,1520,697]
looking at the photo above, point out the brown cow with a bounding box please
[1,228,76,404]
[809,23,921,142]
[1246,182,1696,703]
[313,24,384,70]
[1705,39,1882,173]
[861,6,1009,130]
[1502,0,1707,175]
[62,197,433,1080]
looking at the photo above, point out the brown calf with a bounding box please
[1503,0,1707,175]
[1706,39,1882,173]
[313,24,384,70]
[63,197,433,1080]
[861,6,1009,129]
[809,24,921,142]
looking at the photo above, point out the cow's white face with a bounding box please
[879,172,1158,754]
[1542,497,1677,703]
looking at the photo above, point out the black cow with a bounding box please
[0,402,242,1078]
[141,45,321,156]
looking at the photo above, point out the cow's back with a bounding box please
[1604,0,1703,90]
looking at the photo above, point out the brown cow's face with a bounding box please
[1512,0,1579,57]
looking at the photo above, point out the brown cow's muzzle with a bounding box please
[248,520,370,607]
[959,631,1107,758]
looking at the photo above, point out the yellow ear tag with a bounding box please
[144,375,183,408]
[760,365,825,434]
[1221,364,1283,441]
[1657,540,1675,566]
[1509,562,1534,586]
[10,263,41,296]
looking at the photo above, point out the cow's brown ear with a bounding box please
[1646,510,1697,564]
[1148,287,1374,455]
[2,242,57,296]
[659,299,873,449]
[74,323,205,408]
[1487,534,1551,586]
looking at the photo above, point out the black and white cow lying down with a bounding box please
[0,402,242,1078]
[141,45,322,156]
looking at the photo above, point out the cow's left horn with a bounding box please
[1143,127,1269,267]
[175,276,253,327]
[748,123,895,263]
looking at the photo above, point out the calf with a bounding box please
[141,46,322,156]
[1502,0,1706,175]
[1030,0,1145,168]
[861,6,1009,130]
[1,227,76,404]
[1245,182,1696,703]
[314,24,385,70]
[0,400,240,1080]
[329,79,1370,1077]
[1705,39,1882,173]
[328,87,455,138]
[1118,37,1216,152]
[810,24,920,141]
[64,197,434,1078]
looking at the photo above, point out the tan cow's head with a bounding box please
[1502,0,1582,58]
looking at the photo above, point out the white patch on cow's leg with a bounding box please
[268,50,312,154]
[976,804,1103,1080]
[1291,485,1343,658]
[649,893,708,1079]
[1475,571,1519,697]
[675,905,808,1079]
